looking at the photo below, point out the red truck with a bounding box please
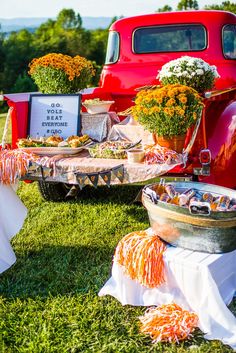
[4,10,236,200]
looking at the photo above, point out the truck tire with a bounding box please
[38,181,71,202]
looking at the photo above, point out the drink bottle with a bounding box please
[216,195,230,211]
[189,196,211,215]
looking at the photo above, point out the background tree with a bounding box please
[33,9,94,58]
[177,0,199,10]
[2,29,36,93]
[88,29,108,65]
[12,72,37,93]
[108,16,124,27]
[204,1,236,13]
[0,27,5,73]
[56,9,82,30]
[33,19,67,55]
[0,9,119,96]
[156,5,173,12]
[87,29,109,85]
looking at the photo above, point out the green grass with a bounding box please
[0,116,235,352]
[0,113,12,144]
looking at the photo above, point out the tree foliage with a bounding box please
[156,5,173,12]
[108,16,124,28]
[204,1,236,14]
[0,8,109,94]
[56,9,82,29]
[0,33,5,72]
[2,29,36,93]
[177,0,199,10]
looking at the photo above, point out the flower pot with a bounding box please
[153,134,186,153]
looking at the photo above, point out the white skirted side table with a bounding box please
[99,245,236,350]
[0,185,27,274]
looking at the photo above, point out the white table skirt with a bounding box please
[99,246,236,350]
[0,185,27,274]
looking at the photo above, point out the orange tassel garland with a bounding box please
[139,303,199,343]
[114,230,166,288]
[0,149,39,185]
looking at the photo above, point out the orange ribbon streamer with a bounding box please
[114,230,166,288]
[139,303,198,343]
[0,149,39,185]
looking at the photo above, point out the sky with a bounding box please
[0,0,226,19]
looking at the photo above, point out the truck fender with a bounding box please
[200,101,236,188]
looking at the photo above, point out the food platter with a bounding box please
[17,134,93,155]
[20,142,93,156]
[20,147,83,156]
[88,140,142,159]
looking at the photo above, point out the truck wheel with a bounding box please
[38,181,71,202]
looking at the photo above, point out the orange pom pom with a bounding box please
[0,149,39,185]
[139,303,198,343]
[114,230,166,288]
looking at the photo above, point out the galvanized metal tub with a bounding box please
[142,181,236,253]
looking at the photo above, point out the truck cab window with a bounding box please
[105,31,120,64]
[223,25,236,59]
[133,25,206,53]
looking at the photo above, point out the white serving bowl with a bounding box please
[82,101,115,114]
[127,149,145,163]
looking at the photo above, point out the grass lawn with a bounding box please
[0,112,12,144]
[0,113,235,352]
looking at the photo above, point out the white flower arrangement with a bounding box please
[157,56,220,93]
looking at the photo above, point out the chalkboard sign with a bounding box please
[28,94,81,138]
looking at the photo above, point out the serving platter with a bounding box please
[20,142,93,156]
[88,140,142,159]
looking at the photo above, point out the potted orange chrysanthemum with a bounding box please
[132,84,204,152]
[28,53,95,94]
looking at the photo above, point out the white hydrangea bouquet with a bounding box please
[157,56,220,93]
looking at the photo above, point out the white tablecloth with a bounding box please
[0,185,27,274]
[81,112,119,142]
[99,246,236,350]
